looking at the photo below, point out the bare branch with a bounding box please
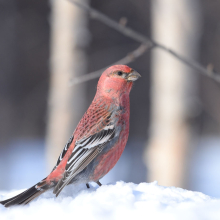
[68,0,152,47]
[69,0,220,84]
[69,44,151,85]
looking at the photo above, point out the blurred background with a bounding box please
[0,0,220,198]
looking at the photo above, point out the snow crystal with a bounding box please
[0,181,220,220]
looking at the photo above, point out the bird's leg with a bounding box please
[86,183,90,188]
[96,180,102,187]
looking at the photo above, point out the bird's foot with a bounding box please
[86,183,90,189]
[96,180,102,187]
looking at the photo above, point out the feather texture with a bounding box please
[53,112,116,196]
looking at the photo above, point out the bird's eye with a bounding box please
[117,71,123,76]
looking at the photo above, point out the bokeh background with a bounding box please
[0,0,220,198]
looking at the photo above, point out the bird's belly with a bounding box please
[91,131,128,181]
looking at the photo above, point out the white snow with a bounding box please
[1,181,220,220]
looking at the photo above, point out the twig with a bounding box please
[69,0,152,46]
[69,44,151,85]
[68,0,220,84]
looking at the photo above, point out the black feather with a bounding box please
[0,178,50,207]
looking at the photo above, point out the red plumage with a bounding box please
[0,65,141,207]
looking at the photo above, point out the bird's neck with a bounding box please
[97,79,132,98]
[95,88,130,112]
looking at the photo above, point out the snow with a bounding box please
[1,181,220,220]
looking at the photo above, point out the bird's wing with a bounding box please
[53,108,117,196]
[51,135,74,172]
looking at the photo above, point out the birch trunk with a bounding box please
[46,0,89,170]
[146,0,201,187]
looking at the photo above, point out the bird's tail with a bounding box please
[0,178,51,207]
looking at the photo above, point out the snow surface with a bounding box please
[1,181,220,220]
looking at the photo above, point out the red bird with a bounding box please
[0,65,141,207]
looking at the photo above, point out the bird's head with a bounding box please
[97,65,141,97]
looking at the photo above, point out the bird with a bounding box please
[0,65,141,207]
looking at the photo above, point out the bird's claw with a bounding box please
[96,180,102,186]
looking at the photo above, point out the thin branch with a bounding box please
[69,0,220,84]
[68,0,152,47]
[69,44,151,85]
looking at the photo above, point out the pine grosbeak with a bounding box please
[0,65,141,207]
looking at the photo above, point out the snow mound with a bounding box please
[0,181,220,220]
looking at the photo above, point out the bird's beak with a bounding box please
[127,70,141,82]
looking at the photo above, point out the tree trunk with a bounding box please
[145,0,201,187]
[46,0,89,170]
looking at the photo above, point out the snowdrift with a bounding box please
[0,181,220,220]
